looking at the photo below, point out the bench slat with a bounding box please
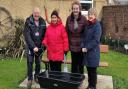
[100,45,109,53]
[42,59,109,67]
[42,45,109,67]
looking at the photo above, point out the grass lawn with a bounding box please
[0,50,128,89]
[0,58,27,89]
[99,50,128,89]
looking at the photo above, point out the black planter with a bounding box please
[37,71,85,89]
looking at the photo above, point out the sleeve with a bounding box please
[41,18,47,41]
[85,23,102,50]
[23,20,36,49]
[81,27,87,48]
[42,28,48,46]
[84,16,88,26]
[82,15,87,33]
[62,25,69,51]
[65,17,70,37]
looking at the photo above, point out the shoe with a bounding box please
[27,80,32,89]
[86,86,90,89]
[90,86,96,89]
[86,86,96,89]
[86,85,91,89]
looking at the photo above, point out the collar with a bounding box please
[70,12,82,21]
[87,19,96,25]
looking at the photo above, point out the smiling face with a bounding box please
[51,15,58,24]
[33,7,40,21]
[88,8,97,21]
[88,13,96,21]
[72,4,80,17]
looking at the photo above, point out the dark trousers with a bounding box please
[87,67,97,87]
[71,51,84,74]
[27,53,42,80]
[49,60,62,71]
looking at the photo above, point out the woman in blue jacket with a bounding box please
[81,8,102,89]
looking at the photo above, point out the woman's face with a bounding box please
[88,13,96,21]
[72,4,80,16]
[51,15,58,24]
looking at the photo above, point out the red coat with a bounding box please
[42,20,69,61]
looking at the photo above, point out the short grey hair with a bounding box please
[88,8,97,16]
[33,7,40,13]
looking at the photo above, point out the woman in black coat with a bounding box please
[81,8,102,89]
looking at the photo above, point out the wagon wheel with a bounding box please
[0,7,13,34]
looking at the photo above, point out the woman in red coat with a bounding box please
[42,10,69,71]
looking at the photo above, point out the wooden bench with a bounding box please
[42,45,109,68]
[99,45,109,67]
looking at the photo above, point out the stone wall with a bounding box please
[0,0,73,24]
[0,0,107,23]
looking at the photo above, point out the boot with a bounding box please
[86,86,96,89]
[90,86,96,89]
[86,85,90,89]
[27,80,32,89]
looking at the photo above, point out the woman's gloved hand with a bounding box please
[64,51,68,56]
[42,44,46,51]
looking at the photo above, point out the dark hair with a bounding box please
[51,10,59,18]
[71,1,82,10]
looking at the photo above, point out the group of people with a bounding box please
[24,1,102,89]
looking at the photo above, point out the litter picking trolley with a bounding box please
[37,71,85,89]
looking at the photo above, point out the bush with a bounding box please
[101,36,128,53]
[5,18,25,58]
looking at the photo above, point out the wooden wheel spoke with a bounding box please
[1,17,11,24]
[0,10,2,19]
[0,23,12,29]
[0,6,13,41]
[0,7,13,32]
[1,16,10,22]
[0,27,4,33]
[2,20,12,25]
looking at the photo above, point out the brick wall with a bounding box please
[102,5,128,41]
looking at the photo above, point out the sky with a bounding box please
[115,0,128,4]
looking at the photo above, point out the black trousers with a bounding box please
[27,53,42,80]
[49,60,62,71]
[87,67,97,87]
[71,51,84,74]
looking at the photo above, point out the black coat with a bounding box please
[24,15,46,51]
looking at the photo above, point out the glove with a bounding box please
[64,51,68,56]
[43,45,46,51]
[42,44,46,52]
